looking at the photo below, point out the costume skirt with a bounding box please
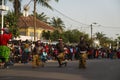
[0,46,10,62]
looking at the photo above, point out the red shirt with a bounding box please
[0,33,12,46]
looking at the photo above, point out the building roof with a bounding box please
[17,16,54,31]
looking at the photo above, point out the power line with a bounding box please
[53,7,89,27]
[100,25,120,29]
[52,7,120,30]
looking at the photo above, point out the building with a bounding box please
[17,16,54,41]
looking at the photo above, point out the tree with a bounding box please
[36,0,59,10]
[36,12,49,23]
[4,11,19,38]
[62,29,89,44]
[42,30,51,40]
[9,0,59,16]
[50,30,61,41]
[8,0,22,38]
[33,0,59,41]
[50,17,65,32]
[95,32,105,40]
[95,32,112,48]
[9,0,21,17]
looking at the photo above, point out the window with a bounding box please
[20,31,26,35]
[30,32,34,37]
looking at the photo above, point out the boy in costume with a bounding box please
[56,38,67,67]
[32,40,44,68]
[0,28,12,68]
[78,36,88,69]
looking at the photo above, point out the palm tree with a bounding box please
[8,0,59,40]
[36,12,49,23]
[30,12,49,23]
[36,0,59,10]
[33,0,59,41]
[9,0,21,17]
[50,17,65,32]
[95,32,110,47]
[9,0,59,16]
[95,32,105,40]
[33,0,59,16]
[5,11,19,38]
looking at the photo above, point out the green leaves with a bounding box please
[36,0,59,10]
[5,11,19,38]
[42,29,89,44]
[50,17,65,32]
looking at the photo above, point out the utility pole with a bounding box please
[34,0,36,41]
[1,0,4,35]
[90,24,93,40]
[90,22,98,47]
[0,0,8,34]
[90,22,97,40]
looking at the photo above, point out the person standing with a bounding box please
[78,36,88,69]
[41,48,48,63]
[32,40,43,68]
[0,28,12,68]
[56,38,67,67]
[22,40,30,64]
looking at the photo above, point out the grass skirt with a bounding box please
[0,46,10,62]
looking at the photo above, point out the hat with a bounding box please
[4,28,9,33]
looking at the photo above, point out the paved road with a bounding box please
[0,59,120,80]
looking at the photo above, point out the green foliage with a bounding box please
[36,0,59,10]
[63,29,89,43]
[42,30,51,40]
[41,29,90,44]
[4,11,20,38]
[50,17,65,32]
[95,32,114,48]
[36,12,49,23]
[9,0,21,17]
[50,30,61,41]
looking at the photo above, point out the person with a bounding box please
[0,27,12,68]
[32,40,43,68]
[22,40,30,64]
[56,38,67,67]
[117,48,120,59]
[78,36,88,69]
[41,48,48,63]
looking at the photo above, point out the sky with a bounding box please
[6,0,120,39]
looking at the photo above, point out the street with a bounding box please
[0,59,120,80]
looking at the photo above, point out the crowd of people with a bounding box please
[0,38,119,68]
[0,28,120,69]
